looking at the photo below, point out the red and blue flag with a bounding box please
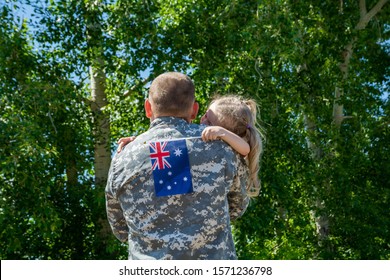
[149,139,193,197]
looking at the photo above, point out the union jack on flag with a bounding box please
[149,139,193,197]
[149,142,171,170]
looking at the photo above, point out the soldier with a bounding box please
[105,72,250,259]
[118,94,263,197]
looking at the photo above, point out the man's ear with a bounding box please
[190,102,199,121]
[144,99,153,118]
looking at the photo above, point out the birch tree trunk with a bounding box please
[333,0,388,128]
[311,0,389,244]
[90,57,114,254]
[90,59,111,188]
[295,32,331,242]
[304,115,330,241]
[86,0,113,256]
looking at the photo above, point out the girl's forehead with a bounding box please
[207,102,218,112]
[205,103,219,122]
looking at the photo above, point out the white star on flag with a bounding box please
[174,148,183,156]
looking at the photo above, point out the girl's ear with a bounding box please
[144,98,153,118]
[190,102,199,121]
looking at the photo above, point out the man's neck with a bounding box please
[151,115,191,123]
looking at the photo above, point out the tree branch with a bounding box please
[47,108,58,134]
[359,0,367,19]
[356,0,388,30]
[334,0,388,128]
[123,76,152,98]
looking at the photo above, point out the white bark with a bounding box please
[333,0,388,128]
[90,57,113,248]
[304,115,329,240]
[90,58,111,187]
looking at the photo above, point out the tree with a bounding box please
[0,1,99,258]
[0,0,181,259]
[1,0,388,260]
[153,0,389,259]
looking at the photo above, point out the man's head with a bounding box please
[145,72,198,122]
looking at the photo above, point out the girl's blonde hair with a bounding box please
[209,95,263,197]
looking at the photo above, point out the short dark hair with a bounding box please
[149,72,195,116]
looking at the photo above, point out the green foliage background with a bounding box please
[1,0,389,259]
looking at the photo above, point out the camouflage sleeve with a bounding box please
[105,161,128,242]
[227,159,250,220]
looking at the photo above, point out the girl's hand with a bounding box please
[202,126,250,156]
[201,126,226,142]
[117,136,136,153]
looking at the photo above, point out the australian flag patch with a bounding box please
[149,139,193,197]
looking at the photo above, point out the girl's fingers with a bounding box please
[116,136,136,153]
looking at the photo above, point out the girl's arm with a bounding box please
[201,126,250,156]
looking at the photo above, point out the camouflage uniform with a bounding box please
[105,117,249,260]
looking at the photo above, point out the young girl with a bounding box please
[200,95,263,197]
[117,95,263,197]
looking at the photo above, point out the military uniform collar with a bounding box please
[150,117,189,128]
